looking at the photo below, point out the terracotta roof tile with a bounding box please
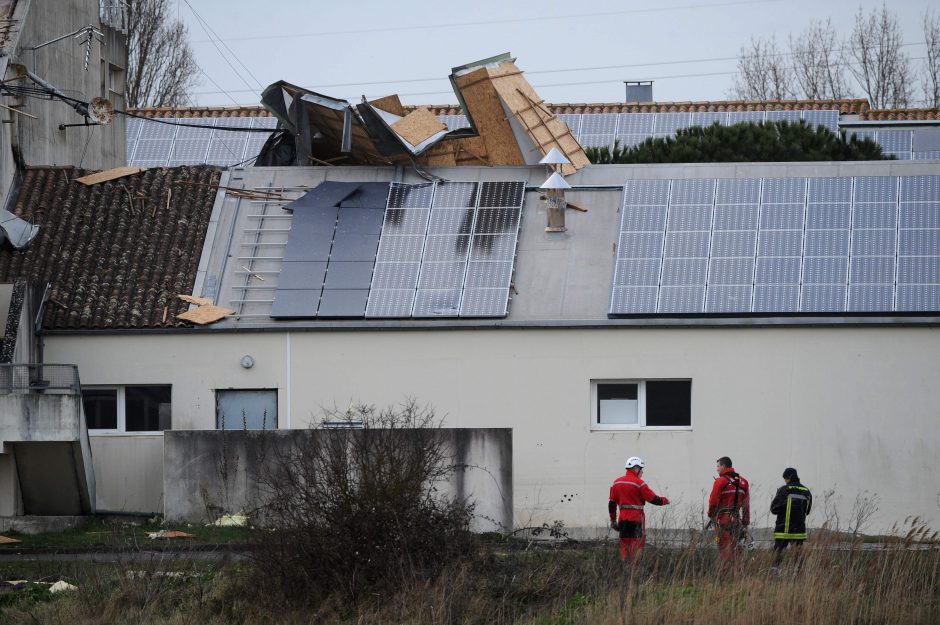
[0,166,220,330]
[861,108,940,121]
[131,98,872,119]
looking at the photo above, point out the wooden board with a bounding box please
[390,107,447,147]
[178,294,215,307]
[369,94,406,117]
[75,167,147,186]
[0,535,21,544]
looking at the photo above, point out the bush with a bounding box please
[250,399,475,602]
[586,120,889,164]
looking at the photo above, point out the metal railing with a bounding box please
[0,364,81,395]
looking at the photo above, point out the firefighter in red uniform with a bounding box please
[707,456,750,565]
[608,456,670,562]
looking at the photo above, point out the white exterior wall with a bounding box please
[45,326,940,534]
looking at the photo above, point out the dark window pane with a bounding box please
[125,386,171,431]
[646,381,691,426]
[83,389,117,429]
[598,384,637,401]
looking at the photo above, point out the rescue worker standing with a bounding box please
[707,456,750,565]
[608,456,670,562]
[771,467,812,568]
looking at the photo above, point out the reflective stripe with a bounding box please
[619,504,644,509]
[784,495,792,534]
[774,532,807,540]
[788,494,808,501]
[615,481,643,488]
[721,489,744,495]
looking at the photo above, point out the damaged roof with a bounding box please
[0,166,220,330]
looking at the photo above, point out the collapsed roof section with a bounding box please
[257,53,589,175]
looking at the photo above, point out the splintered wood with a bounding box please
[391,107,448,147]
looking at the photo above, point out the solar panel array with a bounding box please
[126,116,278,167]
[270,180,525,319]
[610,175,940,316]
[438,110,841,150]
[845,129,940,160]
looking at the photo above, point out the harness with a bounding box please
[716,475,744,519]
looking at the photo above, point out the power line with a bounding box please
[183,0,262,95]
[188,41,930,99]
[190,0,790,44]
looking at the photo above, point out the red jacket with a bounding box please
[708,467,750,526]
[609,471,667,523]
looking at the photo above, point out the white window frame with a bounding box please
[590,379,692,431]
[84,385,170,436]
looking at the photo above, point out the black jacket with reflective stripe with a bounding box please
[770,482,812,540]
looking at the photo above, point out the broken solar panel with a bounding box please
[272,182,389,318]
[366,180,525,318]
[609,175,940,316]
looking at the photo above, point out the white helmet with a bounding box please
[625,456,645,469]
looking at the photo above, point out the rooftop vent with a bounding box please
[624,80,653,103]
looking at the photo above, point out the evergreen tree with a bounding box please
[585,121,888,164]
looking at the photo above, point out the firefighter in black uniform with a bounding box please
[770,467,812,568]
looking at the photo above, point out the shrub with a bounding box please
[250,399,475,602]
[586,120,889,164]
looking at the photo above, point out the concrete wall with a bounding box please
[90,435,163,514]
[45,327,940,535]
[0,392,95,514]
[163,428,512,530]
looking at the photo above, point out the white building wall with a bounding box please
[44,326,940,534]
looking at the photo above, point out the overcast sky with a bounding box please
[176,0,936,107]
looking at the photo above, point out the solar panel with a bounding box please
[802,109,839,133]
[618,113,655,135]
[765,110,802,124]
[728,111,765,125]
[127,116,278,168]
[609,175,940,316]
[691,112,727,127]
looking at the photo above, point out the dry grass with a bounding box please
[4,520,938,625]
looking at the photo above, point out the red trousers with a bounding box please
[619,536,645,562]
[715,517,743,563]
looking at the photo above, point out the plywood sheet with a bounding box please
[391,107,447,147]
[453,67,525,166]
[177,304,235,325]
[0,535,21,544]
[369,94,406,117]
[75,167,147,186]
[178,294,215,307]
[484,61,590,174]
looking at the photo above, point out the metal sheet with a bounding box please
[336,208,385,234]
[329,233,379,261]
[270,288,321,318]
[278,261,327,290]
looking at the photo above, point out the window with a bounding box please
[216,389,278,430]
[592,379,691,429]
[82,386,171,433]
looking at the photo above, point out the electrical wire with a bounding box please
[183,0,263,94]
[182,0,263,91]
[190,0,792,44]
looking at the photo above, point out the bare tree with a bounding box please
[729,36,795,100]
[790,19,850,100]
[846,4,913,109]
[923,10,940,108]
[126,0,199,108]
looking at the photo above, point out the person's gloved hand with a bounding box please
[660,497,670,505]
[610,520,618,530]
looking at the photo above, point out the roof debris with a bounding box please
[257,53,589,174]
[176,295,235,325]
[75,166,147,186]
